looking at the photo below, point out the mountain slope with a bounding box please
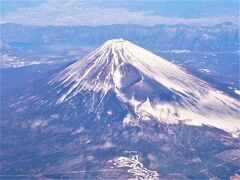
[1,39,240,179]
[49,39,239,135]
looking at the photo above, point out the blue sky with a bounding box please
[1,0,239,26]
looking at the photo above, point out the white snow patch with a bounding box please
[123,114,137,126]
[114,155,160,179]
[72,126,84,135]
[234,90,240,95]
[171,49,191,54]
[101,141,114,149]
[31,119,48,129]
[199,68,211,73]
[107,110,112,115]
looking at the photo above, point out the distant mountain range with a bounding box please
[1,22,239,52]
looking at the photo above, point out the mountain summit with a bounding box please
[50,39,239,135]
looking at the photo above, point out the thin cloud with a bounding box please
[1,0,238,26]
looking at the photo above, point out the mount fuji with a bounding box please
[2,39,240,179]
[49,39,239,136]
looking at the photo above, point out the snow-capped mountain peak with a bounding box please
[50,38,189,101]
[49,39,240,136]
